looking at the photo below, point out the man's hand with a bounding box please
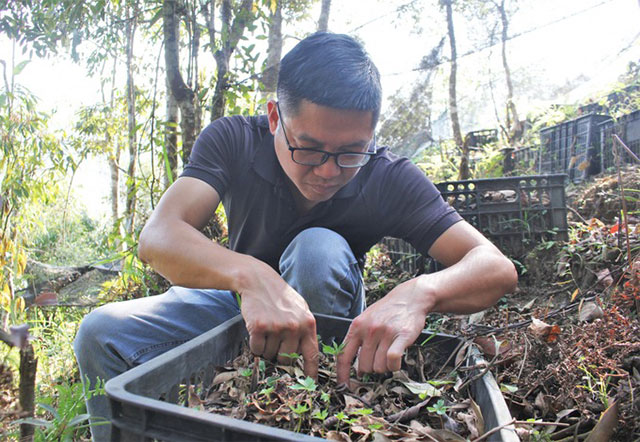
[239,261,319,379]
[336,277,433,386]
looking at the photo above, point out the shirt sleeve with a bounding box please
[180,116,246,199]
[380,158,462,256]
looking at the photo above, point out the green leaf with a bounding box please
[14,417,53,428]
[399,380,441,398]
[68,413,91,427]
[37,402,60,420]
[13,60,30,76]
[500,384,519,393]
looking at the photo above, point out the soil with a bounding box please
[197,341,484,441]
[0,362,20,435]
[366,170,640,440]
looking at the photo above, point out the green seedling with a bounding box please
[291,376,317,392]
[259,386,274,399]
[368,423,383,431]
[312,409,328,421]
[240,368,253,377]
[279,352,301,361]
[290,403,309,432]
[322,341,345,356]
[352,408,373,416]
[320,391,330,402]
[427,399,449,416]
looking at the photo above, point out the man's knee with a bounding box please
[74,305,118,362]
[281,227,354,271]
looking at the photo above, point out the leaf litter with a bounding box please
[194,340,485,441]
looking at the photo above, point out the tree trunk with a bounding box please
[318,0,331,32]
[209,0,254,122]
[109,154,120,223]
[124,2,138,237]
[261,0,282,104]
[163,0,197,167]
[444,0,468,180]
[496,0,522,144]
[164,79,179,189]
[19,344,37,442]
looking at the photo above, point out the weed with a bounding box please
[291,376,317,392]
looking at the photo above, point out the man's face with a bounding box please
[267,99,375,213]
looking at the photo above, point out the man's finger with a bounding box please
[300,333,319,379]
[336,334,361,386]
[263,334,280,360]
[372,336,394,373]
[386,335,412,372]
[249,331,266,357]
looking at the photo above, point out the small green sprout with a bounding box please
[322,341,345,356]
[320,391,330,402]
[368,423,383,430]
[427,399,449,416]
[290,403,309,432]
[352,408,373,416]
[312,409,328,421]
[259,386,274,398]
[290,403,309,415]
[240,368,252,377]
[279,352,301,360]
[291,376,317,392]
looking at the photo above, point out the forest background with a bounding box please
[1,0,639,440]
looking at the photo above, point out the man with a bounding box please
[74,32,517,441]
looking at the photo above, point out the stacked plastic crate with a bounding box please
[599,109,640,171]
[538,113,610,183]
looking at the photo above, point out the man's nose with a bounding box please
[313,157,342,179]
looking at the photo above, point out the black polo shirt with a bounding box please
[182,115,462,271]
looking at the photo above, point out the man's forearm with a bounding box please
[138,219,263,292]
[416,245,517,314]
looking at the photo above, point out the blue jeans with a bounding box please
[73,227,365,441]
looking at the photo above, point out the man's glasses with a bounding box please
[276,102,375,169]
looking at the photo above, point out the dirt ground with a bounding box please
[369,169,640,441]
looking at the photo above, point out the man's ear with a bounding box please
[266,100,279,135]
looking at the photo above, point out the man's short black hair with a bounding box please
[277,32,382,127]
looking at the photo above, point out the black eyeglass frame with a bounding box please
[276,102,376,169]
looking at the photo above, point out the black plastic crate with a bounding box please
[379,174,568,274]
[106,314,518,441]
[599,109,640,171]
[539,113,610,183]
[436,174,568,258]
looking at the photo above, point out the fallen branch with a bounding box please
[471,418,516,442]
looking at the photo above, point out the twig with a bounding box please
[567,206,589,224]
[470,418,516,441]
[386,396,431,423]
[514,420,570,427]
[457,353,500,392]
[433,339,466,379]
[613,134,640,163]
[612,134,636,312]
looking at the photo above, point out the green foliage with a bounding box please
[12,378,106,442]
[22,197,107,266]
[414,139,460,182]
[291,376,317,392]
[312,409,328,421]
[427,398,450,415]
[321,341,345,357]
[279,352,301,360]
[1,61,68,326]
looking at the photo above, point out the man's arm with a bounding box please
[138,177,319,377]
[336,221,517,384]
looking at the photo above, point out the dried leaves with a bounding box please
[194,343,482,441]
